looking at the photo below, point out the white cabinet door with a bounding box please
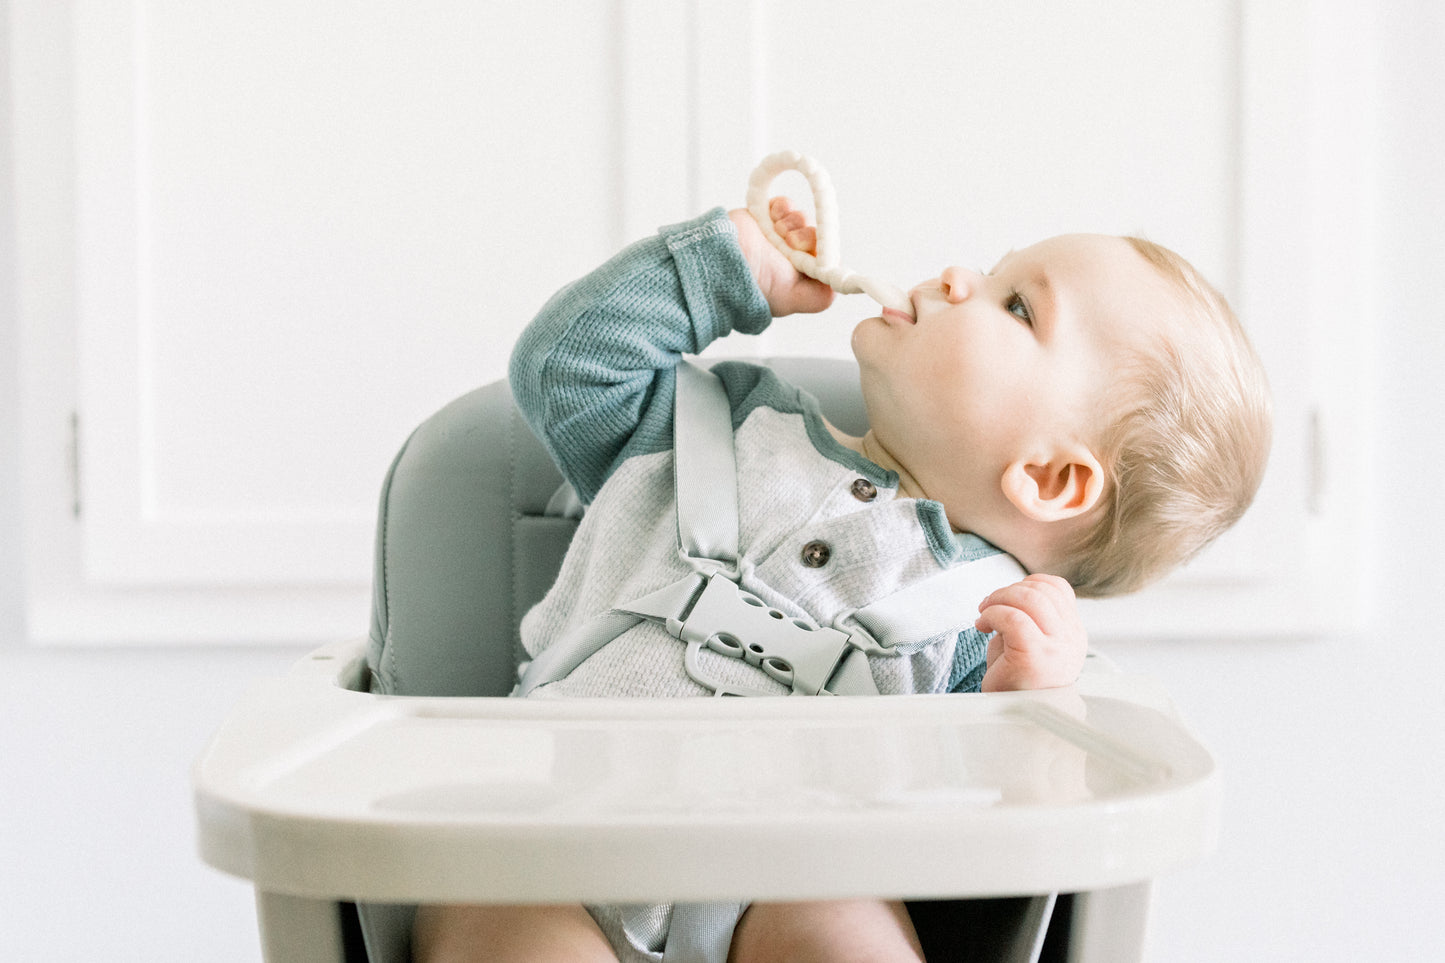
[12,0,1371,643]
[16,0,697,642]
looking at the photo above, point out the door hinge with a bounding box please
[69,410,82,518]
[1307,406,1325,516]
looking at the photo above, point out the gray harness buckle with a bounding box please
[678,574,855,696]
[616,571,867,697]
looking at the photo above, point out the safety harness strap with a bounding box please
[515,610,643,697]
[667,361,875,696]
[672,360,740,571]
[851,552,1026,647]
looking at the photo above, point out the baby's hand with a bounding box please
[975,574,1087,692]
[728,198,834,317]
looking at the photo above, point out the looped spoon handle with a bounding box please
[746,151,913,317]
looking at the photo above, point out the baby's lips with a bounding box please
[856,275,914,319]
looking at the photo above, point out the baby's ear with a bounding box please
[1001,448,1106,523]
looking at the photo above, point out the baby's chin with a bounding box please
[848,316,878,358]
[849,314,900,361]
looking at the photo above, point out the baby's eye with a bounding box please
[1006,292,1033,326]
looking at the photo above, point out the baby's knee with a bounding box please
[728,899,924,963]
[413,903,618,963]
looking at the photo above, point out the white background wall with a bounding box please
[3,2,1442,961]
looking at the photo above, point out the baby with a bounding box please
[413,198,1271,962]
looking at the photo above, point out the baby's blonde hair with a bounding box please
[1063,238,1272,598]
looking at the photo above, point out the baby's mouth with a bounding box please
[881,306,915,326]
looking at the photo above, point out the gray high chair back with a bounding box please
[350,357,1122,963]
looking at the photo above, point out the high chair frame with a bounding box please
[194,359,1219,963]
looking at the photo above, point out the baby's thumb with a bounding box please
[981,658,1020,692]
[792,277,835,315]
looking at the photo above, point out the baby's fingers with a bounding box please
[977,574,1074,635]
[975,601,1039,641]
[767,195,799,221]
[767,196,818,255]
[783,224,818,254]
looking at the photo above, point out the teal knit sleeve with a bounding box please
[948,627,992,693]
[509,208,773,503]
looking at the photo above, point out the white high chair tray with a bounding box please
[194,640,1218,905]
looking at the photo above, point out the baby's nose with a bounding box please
[939,266,980,303]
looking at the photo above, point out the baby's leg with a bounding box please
[412,903,619,963]
[728,899,925,963]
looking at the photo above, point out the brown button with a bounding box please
[801,540,832,568]
[850,478,878,502]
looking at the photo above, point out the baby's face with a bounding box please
[851,233,1177,528]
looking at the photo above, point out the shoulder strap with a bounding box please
[849,551,1027,651]
[672,360,740,570]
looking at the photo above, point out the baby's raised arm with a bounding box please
[510,201,839,506]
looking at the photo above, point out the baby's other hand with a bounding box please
[975,574,1087,692]
[728,198,834,317]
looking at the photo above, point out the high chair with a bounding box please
[194,358,1219,963]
